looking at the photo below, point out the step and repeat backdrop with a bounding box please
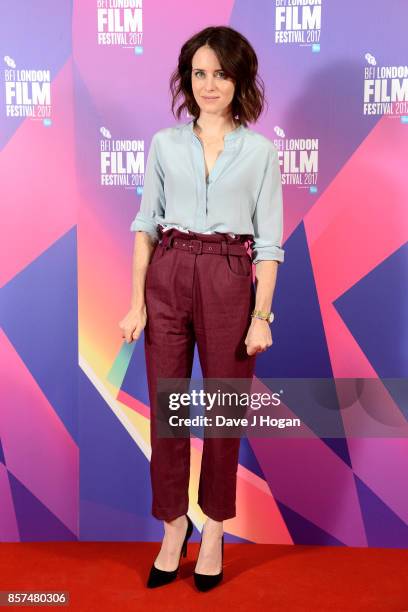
[1,1,407,546]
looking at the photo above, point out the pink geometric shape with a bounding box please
[248,377,367,545]
[305,114,408,527]
[0,57,78,286]
[72,0,235,126]
[306,114,408,376]
[252,436,367,546]
[0,331,78,536]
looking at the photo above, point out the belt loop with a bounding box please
[221,241,228,256]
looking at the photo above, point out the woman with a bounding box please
[119,25,285,591]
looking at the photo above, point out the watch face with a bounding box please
[268,313,274,323]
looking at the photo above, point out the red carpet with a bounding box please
[0,542,407,610]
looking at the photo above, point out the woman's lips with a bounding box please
[202,96,219,100]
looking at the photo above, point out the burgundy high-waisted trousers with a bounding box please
[143,225,256,521]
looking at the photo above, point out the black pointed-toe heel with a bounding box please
[193,533,224,592]
[146,514,194,588]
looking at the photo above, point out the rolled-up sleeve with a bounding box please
[251,145,285,265]
[130,133,165,242]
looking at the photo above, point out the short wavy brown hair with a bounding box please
[169,26,266,127]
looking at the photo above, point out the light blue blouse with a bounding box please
[130,118,285,264]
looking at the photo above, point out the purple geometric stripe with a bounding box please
[222,532,255,545]
[0,0,73,149]
[354,474,408,548]
[0,438,4,464]
[1,228,78,441]
[276,499,346,546]
[0,463,18,541]
[319,438,352,469]
[8,470,77,541]
[334,243,408,378]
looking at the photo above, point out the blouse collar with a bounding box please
[185,118,245,143]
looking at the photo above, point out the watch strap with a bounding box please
[251,309,274,323]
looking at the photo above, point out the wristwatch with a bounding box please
[251,309,275,323]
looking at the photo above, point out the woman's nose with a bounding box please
[203,76,217,90]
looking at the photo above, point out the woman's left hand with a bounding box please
[245,317,273,356]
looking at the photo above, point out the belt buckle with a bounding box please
[188,239,202,254]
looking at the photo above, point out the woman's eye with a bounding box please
[193,71,227,79]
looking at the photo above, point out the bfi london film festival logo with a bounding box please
[364,53,408,121]
[96,0,143,52]
[273,125,319,195]
[100,127,144,191]
[275,0,321,51]
[3,56,52,124]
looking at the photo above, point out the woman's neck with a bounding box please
[193,116,239,139]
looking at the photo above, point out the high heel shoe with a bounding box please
[146,514,194,588]
[193,533,224,592]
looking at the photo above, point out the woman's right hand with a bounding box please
[119,305,147,344]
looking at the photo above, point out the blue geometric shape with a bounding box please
[0,438,5,464]
[1,227,78,442]
[224,532,255,544]
[253,222,351,462]
[320,438,352,468]
[79,366,158,541]
[192,344,203,379]
[255,222,333,378]
[275,499,346,546]
[7,470,77,541]
[334,243,408,378]
[354,473,408,548]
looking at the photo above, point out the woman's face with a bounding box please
[191,45,235,119]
